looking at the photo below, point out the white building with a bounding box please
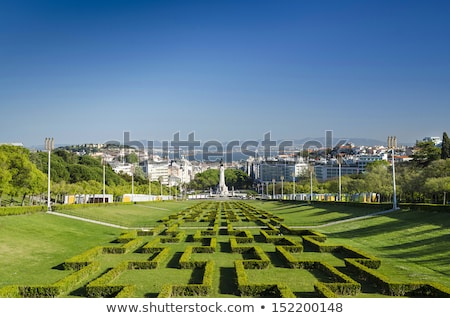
[110,162,134,176]
[423,136,442,146]
[141,160,169,184]
[255,158,308,182]
[169,158,194,185]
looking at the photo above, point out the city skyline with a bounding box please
[1,0,450,147]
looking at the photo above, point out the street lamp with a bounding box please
[309,165,314,201]
[337,155,343,202]
[102,156,106,203]
[45,137,54,212]
[272,179,276,199]
[131,164,135,203]
[280,176,284,199]
[388,136,398,210]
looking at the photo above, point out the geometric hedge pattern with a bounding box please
[1,201,449,298]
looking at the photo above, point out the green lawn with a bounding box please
[0,213,122,286]
[319,209,450,287]
[53,201,199,227]
[249,200,388,226]
[0,200,449,298]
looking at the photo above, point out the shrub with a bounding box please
[63,246,103,270]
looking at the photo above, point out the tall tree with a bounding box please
[412,140,441,166]
[0,151,13,205]
[441,132,450,159]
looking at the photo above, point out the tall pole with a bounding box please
[388,136,398,210]
[45,137,54,211]
[310,165,313,201]
[337,155,342,202]
[103,161,106,203]
[280,176,284,199]
[131,164,134,203]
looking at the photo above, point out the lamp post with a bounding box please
[45,137,54,211]
[272,179,275,199]
[280,176,284,199]
[388,136,398,210]
[131,164,135,203]
[337,155,343,202]
[309,165,314,201]
[102,156,106,203]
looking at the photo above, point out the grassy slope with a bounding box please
[0,213,122,286]
[319,209,450,286]
[54,201,199,227]
[1,200,449,297]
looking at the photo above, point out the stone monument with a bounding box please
[218,160,229,196]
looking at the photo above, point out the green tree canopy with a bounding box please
[412,140,441,165]
[441,132,450,159]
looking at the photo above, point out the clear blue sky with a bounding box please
[1,0,449,147]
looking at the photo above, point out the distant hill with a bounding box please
[290,137,387,147]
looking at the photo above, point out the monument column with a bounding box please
[219,160,229,196]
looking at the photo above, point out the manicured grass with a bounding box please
[248,200,388,226]
[0,213,122,286]
[1,200,449,298]
[54,201,199,227]
[319,209,450,287]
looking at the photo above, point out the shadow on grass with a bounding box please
[189,267,204,284]
[166,252,183,268]
[219,267,237,296]
[69,285,87,297]
[219,241,231,253]
[266,251,288,268]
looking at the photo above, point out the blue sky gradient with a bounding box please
[1,0,449,146]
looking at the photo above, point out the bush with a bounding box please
[159,261,214,297]
[86,261,129,297]
[64,246,103,270]
[0,205,46,216]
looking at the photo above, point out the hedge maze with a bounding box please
[1,201,450,298]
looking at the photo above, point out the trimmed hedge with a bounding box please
[64,246,103,270]
[102,238,144,254]
[137,224,165,236]
[160,231,185,243]
[345,258,450,297]
[158,261,214,297]
[128,247,170,269]
[0,262,100,298]
[86,261,130,297]
[0,205,46,216]
[234,260,296,297]
[53,262,100,296]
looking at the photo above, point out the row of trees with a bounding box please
[0,146,177,206]
[188,168,253,191]
[2,132,450,206]
[263,135,450,204]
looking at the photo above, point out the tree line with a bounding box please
[1,132,450,206]
[265,133,450,204]
[0,146,175,206]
